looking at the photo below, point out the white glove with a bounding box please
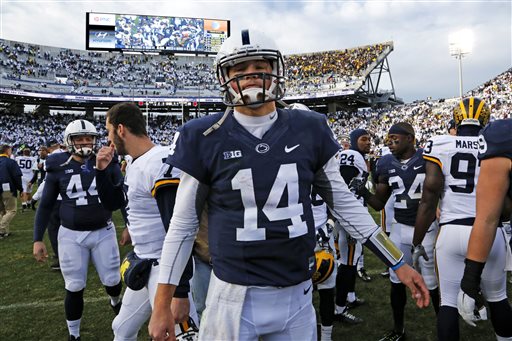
[411,244,428,274]
[457,289,487,327]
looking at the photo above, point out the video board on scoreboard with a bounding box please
[86,12,230,54]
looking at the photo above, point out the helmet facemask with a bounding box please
[63,120,100,158]
[67,134,98,157]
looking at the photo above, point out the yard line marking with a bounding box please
[12,228,124,233]
[0,297,106,311]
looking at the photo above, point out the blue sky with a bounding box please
[0,0,510,103]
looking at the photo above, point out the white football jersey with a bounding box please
[16,156,37,179]
[423,135,480,225]
[311,193,328,229]
[339,149,368,176]
[340,149,368,204]
[124,145,180,259]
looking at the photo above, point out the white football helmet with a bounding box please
[215,29,286,107]
[175,317,199,341]
[63,119,99,157]
[287,102,310,111]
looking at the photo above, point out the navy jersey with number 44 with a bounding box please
[169,108,340,287]
[478,118,512,198]
[34,152,120,237]
[375,149,426,226]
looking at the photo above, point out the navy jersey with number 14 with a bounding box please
[169,108,340,287]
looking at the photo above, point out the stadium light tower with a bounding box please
[449,29,473,98]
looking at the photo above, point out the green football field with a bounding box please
[0,202,499,340]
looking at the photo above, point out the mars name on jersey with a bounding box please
[477,118,512,198]
[169,108,340,287]
[423,135,481,225]
[45,152,114,231]
[375,149,426,226]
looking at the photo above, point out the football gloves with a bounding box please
[457,258,487,327]
[348,177,371,200]
[411,244,428,274]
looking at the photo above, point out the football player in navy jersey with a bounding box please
[352,122,439,341]
[457,118,512,337]
[149,29,429,341]
[94,102,197,341]
[32,119,123,341]
[414,98,512,340]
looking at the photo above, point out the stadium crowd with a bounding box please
[329,68,512,153]
[0,38,389,97]
[285,43,391,93]
[1,67,509,158]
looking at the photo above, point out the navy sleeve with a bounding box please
[96,163,126,211]
[374,156,390,184]
[154,179,189,297]
[9,160,23,193]
[33,172,59,241]
[119,205,129,226]
[478,119,512,160]
[168,126,208,184]
[29,170,38,184]
[316,114,342,171]
[155,185,178,232]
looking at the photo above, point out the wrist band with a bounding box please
[391,259,405,271]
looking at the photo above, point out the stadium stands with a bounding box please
[1,68,509,158]
[0,37,509,156]
[0,38,390,98]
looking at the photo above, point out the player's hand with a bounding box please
[149,304,176,341]
[33,241,48,263]
[119,227,132,246]
[458,258,487,326]
[394,264,430,308]
[171,297,190,324]
[348,177,370,199]
[411,244,428,273]
[96,144,115,171]
[457,288,487,327]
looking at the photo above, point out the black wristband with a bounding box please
[461,258,485,299]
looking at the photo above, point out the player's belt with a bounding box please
[440,218,504,228]
[439,218,474,227]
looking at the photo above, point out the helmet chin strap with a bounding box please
[77,147,94,157]
[234,87,267,107]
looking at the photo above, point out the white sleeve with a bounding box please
[314,152,378,240]
[158,171,208,285]
[313,152,404,267]
[33,180,45,201]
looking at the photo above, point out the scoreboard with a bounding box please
[86,12,230,54]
